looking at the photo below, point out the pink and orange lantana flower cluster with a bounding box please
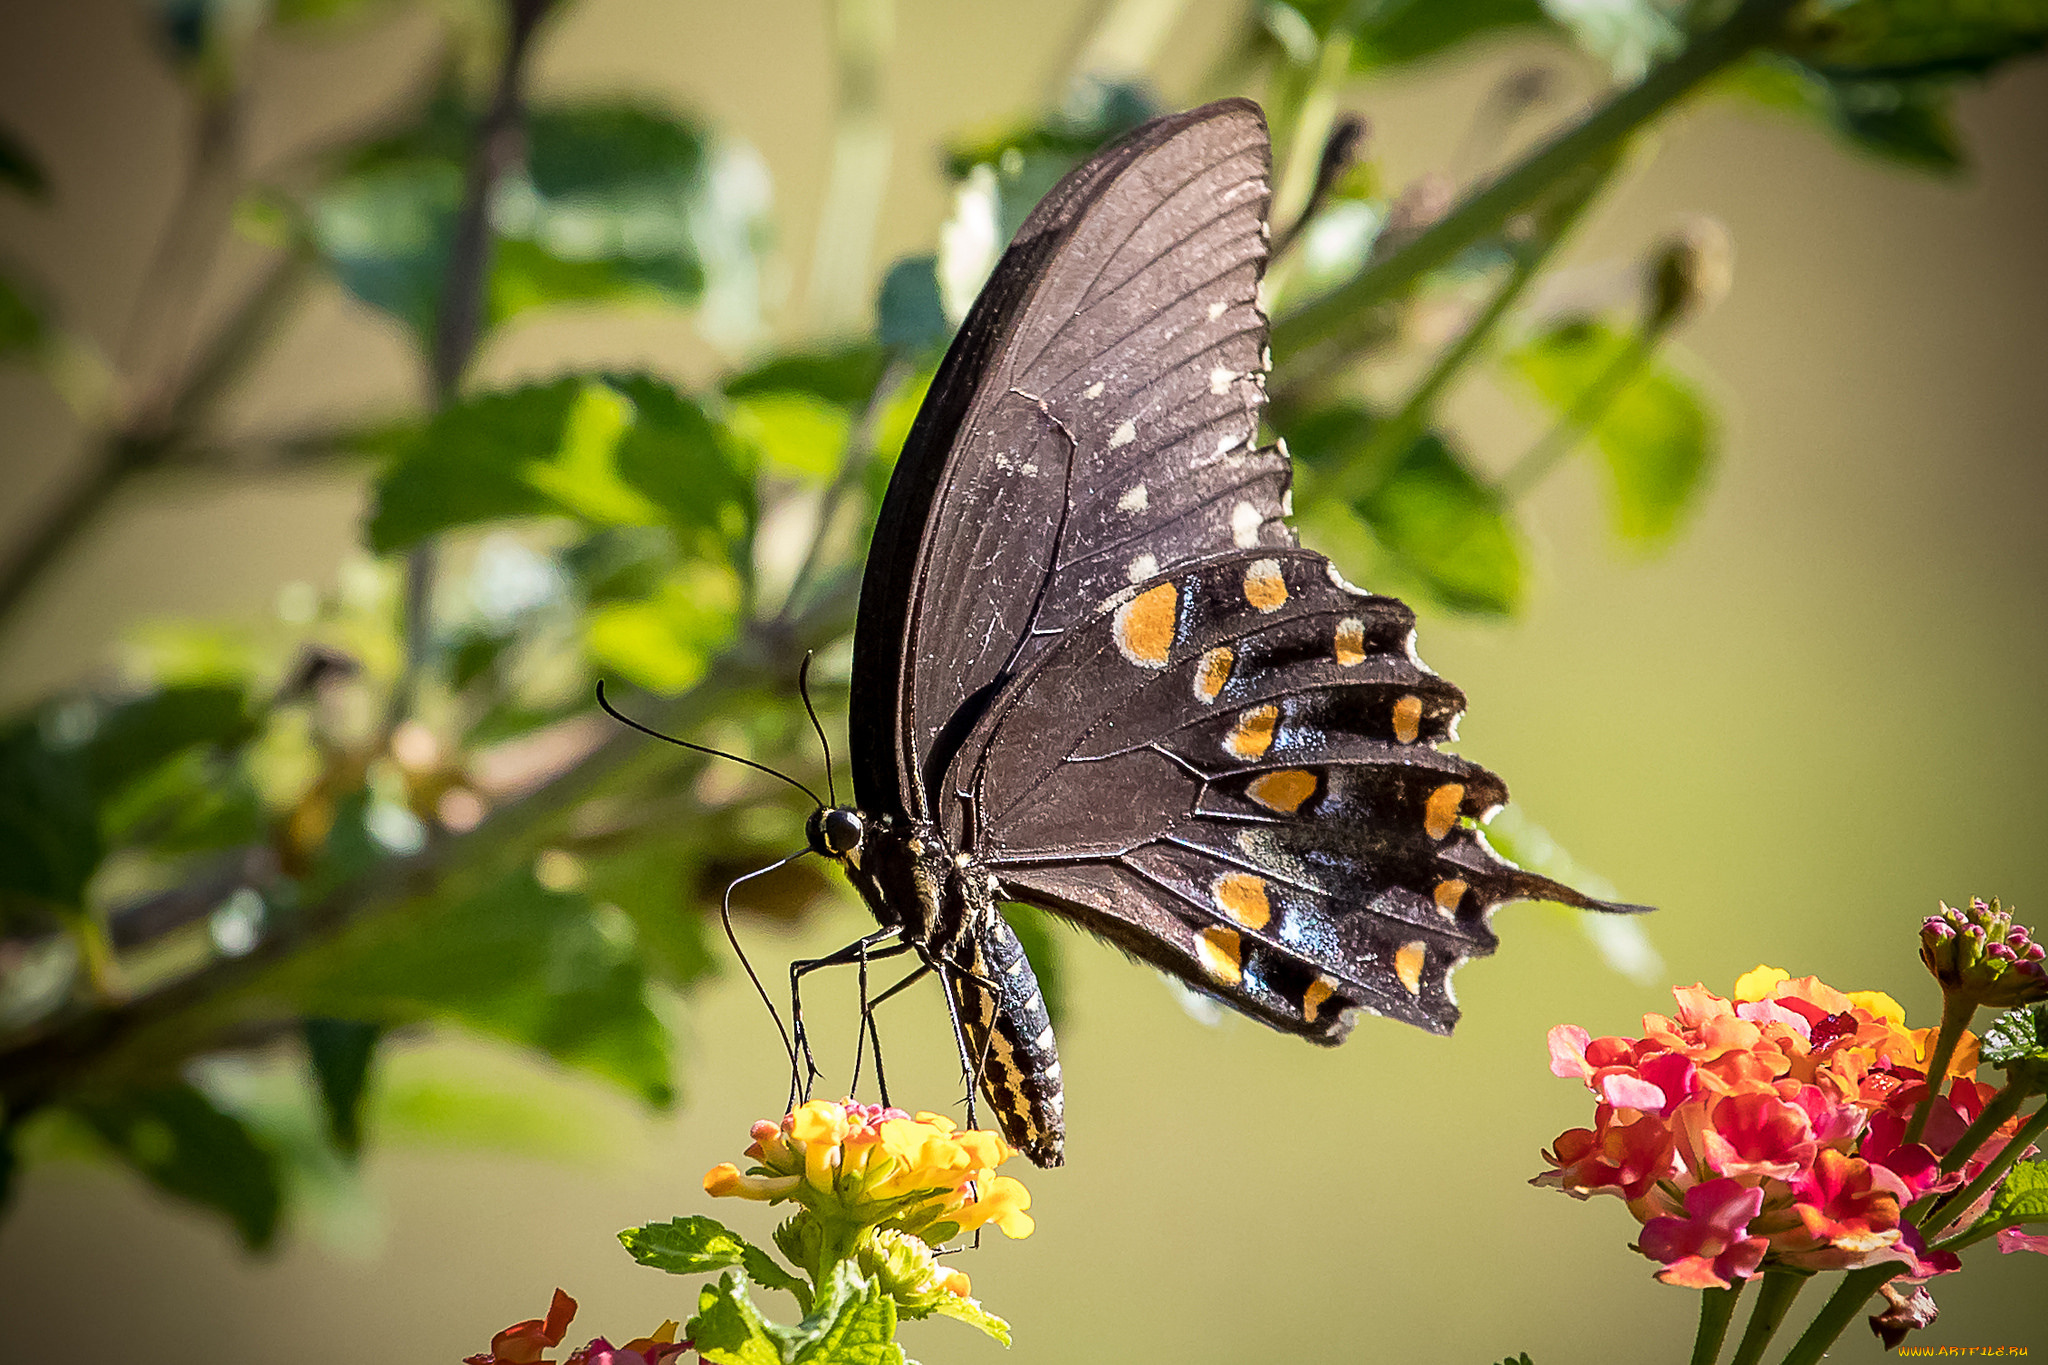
[1536,966,2031,1289]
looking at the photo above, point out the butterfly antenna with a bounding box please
[796,652,838,808]
[596,680,825,809]
[722,850,808,1082]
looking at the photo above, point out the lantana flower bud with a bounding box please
[1921,898,2048,1009]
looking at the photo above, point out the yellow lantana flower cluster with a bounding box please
[705,1099,1034,1244]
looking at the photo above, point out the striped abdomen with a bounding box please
[952,911,1065,1166]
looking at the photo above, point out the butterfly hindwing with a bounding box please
[953,549,1632,1036]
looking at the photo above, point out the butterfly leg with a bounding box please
[787,928,909,1108]
[853,962,934,1108]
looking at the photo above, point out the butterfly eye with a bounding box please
[817,808,865,858]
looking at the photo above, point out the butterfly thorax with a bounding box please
[825,810,1067,1166]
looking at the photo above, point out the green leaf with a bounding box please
[726,393,853,481]
[0,124,49,200]
[275,870,674,1105]
[0,268,48,358]
[794,1274,901,1365]
[927,1293,1011,1346]
[876,256,949,353]
[0,714,102,916]
[945,82,1157,242]
[621,1215,753,1274]
[1728,57,1965,171]
[1359,432,1524,616]
[743,1244,814,1309]
[585,559,742,693]
[303,1018,382,1155]
[1980,1003,2048,1068]
[69,1083,284,1249]
[1001,903,1067,1031]
[85,683,253,800]
[367,381,574,551]
[310,157,464,342]
[690,1274,789,1365]
[726,345,888,407]
[1779,0,2048,80]
[1512,319,1717,547]
[1985,1157,2048,1227]
[608,375,755,548]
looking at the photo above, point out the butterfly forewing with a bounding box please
[849,100,1283,830]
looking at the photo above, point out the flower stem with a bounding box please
[1268,0,1800,358]
[1925,1097,2048,1241]
[1727,1271,1805,1365]
[1692,1283,1744,1365]
[1903,991,1976,1145]
[1941,1078,2034,1177]
[1772,1264,1894,1365]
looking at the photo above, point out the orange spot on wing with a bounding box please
[1224,704,1279,760]
[1247,769,1317,814]
[1392,694,1423,744]
[1395,941,1427,996]
[1335,617,1366,665]
[1433,879,1468,918]
[1213,872,1271,930]
[1303,976,1336,1023]
[1243,558,1288,612]
[1424,782,1464,840]
[1196,927,1243,985]
[1112,582,1178,667]
[1194,646,1234,703]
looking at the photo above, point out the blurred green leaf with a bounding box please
[1511,319,1717,547]
[1780,0,2048,79]
[276,870,674,1105]
[725,345,888,407]
[875,256,949,353]
[98,746,265,856]
[1361,432,1524,615]
[69,1083,284,1250]
[0,268,48,358]
[368,381,573,551]
[561,525,677,606]
[928,1292,1010,1346]
[86,683,253,800]
[1728,56,1965,171]
[272,0,392,23]
[727,394,852,481]
[310,158,465,342]
[585,559,742,693]
[946,82,1157,243]
[0,716,102,916]
[309,99,712,344]
[583,842,717,989]
[0,124,49,200]
[609,375,755,548]
[303,1017,382,1155]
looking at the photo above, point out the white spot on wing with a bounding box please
[1083,380,1104,399]
[1127,552,1159,581]
[1109,419,1136,449]
[1117,483,1149,513]
[1230,499,1262,548]
[1207,299,1228,321]
[1210,366,1234,395]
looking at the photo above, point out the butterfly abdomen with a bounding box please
[952,908,1066,1167]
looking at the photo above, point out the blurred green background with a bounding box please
[1,0,2045,1360]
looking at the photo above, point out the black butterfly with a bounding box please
[797,98,1639,1167]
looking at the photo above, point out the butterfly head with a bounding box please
[806,805,866,862]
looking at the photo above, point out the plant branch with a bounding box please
[802,0,894,336]
[1693,1283,1744,1365]
[0,581,860,1115]
[1727,1270,1805,1365]
[780,352,910,618]
[1926,1098,2048,1241]
[1268,0,1799,360]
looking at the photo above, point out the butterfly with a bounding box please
[796,97,1640,1168]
